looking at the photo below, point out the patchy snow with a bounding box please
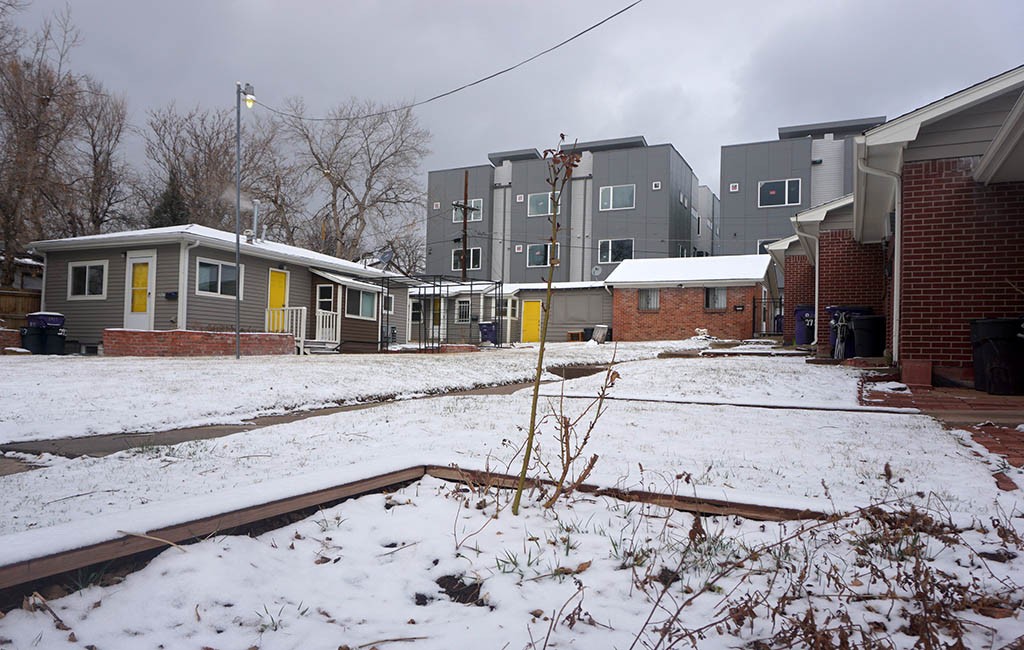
[0,340,706,444]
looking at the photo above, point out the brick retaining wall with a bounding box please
[103,329,295,357]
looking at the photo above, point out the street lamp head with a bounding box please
[240,82,256,109]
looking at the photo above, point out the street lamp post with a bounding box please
[235,82,255,359]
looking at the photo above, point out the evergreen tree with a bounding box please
[149,171,190,228]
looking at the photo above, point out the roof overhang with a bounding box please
[853,137,902,243]
[765,235,799,270]
[974,88,1024,184]
[791,194,854,265]
[311,269,383,293]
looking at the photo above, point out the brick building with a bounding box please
[606,255,777,341]
[782,65,1024,386]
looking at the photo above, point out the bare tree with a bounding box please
[280,98,429,260]
[0,11,80,286]
[374,218,426,276]
[243,115,313,245]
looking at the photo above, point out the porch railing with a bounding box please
[315,309,340,343]
[266,306,307,354]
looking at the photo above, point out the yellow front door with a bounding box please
[124,251,155,330]
[521,300,541,342]
[130,262,149,313]
[267,269,288,332]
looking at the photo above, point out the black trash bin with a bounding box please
[825,306,872,359]
[19,326,45,354]
[43,327,67,355]
[970,318,1024,395]
[582,327,595,341]
[478,321,497,345]
[27,312,66,355]
[851,315,886,358]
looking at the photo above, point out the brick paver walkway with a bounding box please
[861,375,1024,491]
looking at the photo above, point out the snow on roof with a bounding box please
[31,224,403,281]
[605,255,772,287]
[498,281,605,294]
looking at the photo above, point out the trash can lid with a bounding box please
[27,311,64,317]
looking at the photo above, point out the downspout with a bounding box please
[792,221,820,346]
[178,240,200,330]
[857,158,902,364]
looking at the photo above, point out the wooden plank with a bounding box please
[0,466,426,590]
[425,465,826,522]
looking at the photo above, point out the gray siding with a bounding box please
[514,287,612,343]
[905,91,1020,162]
[42,244,180,346]
[381,285,409,345]
[425,165,495,280]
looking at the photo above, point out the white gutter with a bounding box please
[857,157,902,364]
[791,221,820,346]
[177,240,201,330]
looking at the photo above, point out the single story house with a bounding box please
[606,255,778,341]
[31,224,415,355]
[785,64,1024,386]
[495,281,611,344]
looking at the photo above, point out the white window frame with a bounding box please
[501,298,519,320]
[455,298,471,324]
[638,288,660,312]
[451,247,482,271]
[382,293,395,314]
[598,238,634,264]
[67,259,108,301]
[527,191,560,217]
[410,299,423,323]
[757,178,801,208]
[345,287,377,321]
[195,257,244,300]
[451,197,483,223]
[316,284,334,312]
[599,184,636,211]
[704,287,727,310]
[526,243,560,268]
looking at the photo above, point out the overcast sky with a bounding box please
[15,0,1024,194]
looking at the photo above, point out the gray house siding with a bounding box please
[425,165,495,281]
[511,157,571,285]
[905,92,1020,162]
[514,287,612,343]
[381,285,409,345]
[42,244,180,347]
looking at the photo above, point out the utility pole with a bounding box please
[451,170,478,282]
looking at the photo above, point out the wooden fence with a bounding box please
[0,289,41,330]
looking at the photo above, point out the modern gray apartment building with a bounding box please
[425,136,716,284]
[718,117,885,256]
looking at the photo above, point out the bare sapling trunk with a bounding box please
[512,136,580,516]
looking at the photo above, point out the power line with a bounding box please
[253,0,644,123]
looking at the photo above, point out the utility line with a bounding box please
[253,0,644,123]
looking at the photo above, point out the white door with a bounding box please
[124,250,156,330]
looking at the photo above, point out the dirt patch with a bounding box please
[435,574,487,607]
[0,457,36,477]
[547,364,609,380]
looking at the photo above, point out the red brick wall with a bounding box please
[612,285,759,341]
[782,254,814,345]
[816,230,886,357]
[900,157,1024,378]
[103,329,295,357]
[0,328,20,348]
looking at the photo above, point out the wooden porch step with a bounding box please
[301,340,339,355]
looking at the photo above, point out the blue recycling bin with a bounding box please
[825,306,872,359]
[478,321,497,344]
[794,305,815,345]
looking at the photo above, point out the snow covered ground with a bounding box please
[1,342,1022,649]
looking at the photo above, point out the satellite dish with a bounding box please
[377,249,395,266]
[591,265,602,277]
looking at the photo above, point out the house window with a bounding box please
[382,293,394,314]
[527,191,559,217]
[316,284,334,312]
[598,238,633,264]
[638,288,659,311]
[526,243,559,268]
[452,197,483,222]
[705,287,727,310]
[599,184,635,211]
[455,298,471,323]
[67,260,108,300]
[410,300,422,323]
[501,298,519,319]
[757,178,800,208]
[451,247,482,271]
[345,287,377,320]
[196,258,242,298]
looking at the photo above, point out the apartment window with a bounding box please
[452,247,482,271]
[599,184,635,211]
[598,238,633,264]
[382,293,394,314]
[316,284,334,311]
[501,298,519,319]
[705,287,727,310]
[455,298,471,323]
[67,260,108,300]
[410,300,423,323]
[757,178,800,208]
[345,287,377,320]
[692,206,701,236]
[527,243,559,268]
[638,288,659,311]
[452,197,483,222]
[196,258,242,298]
[527,191,559,217]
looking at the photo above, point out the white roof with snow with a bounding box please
[31,224,406,283]
[605,255,772,288]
